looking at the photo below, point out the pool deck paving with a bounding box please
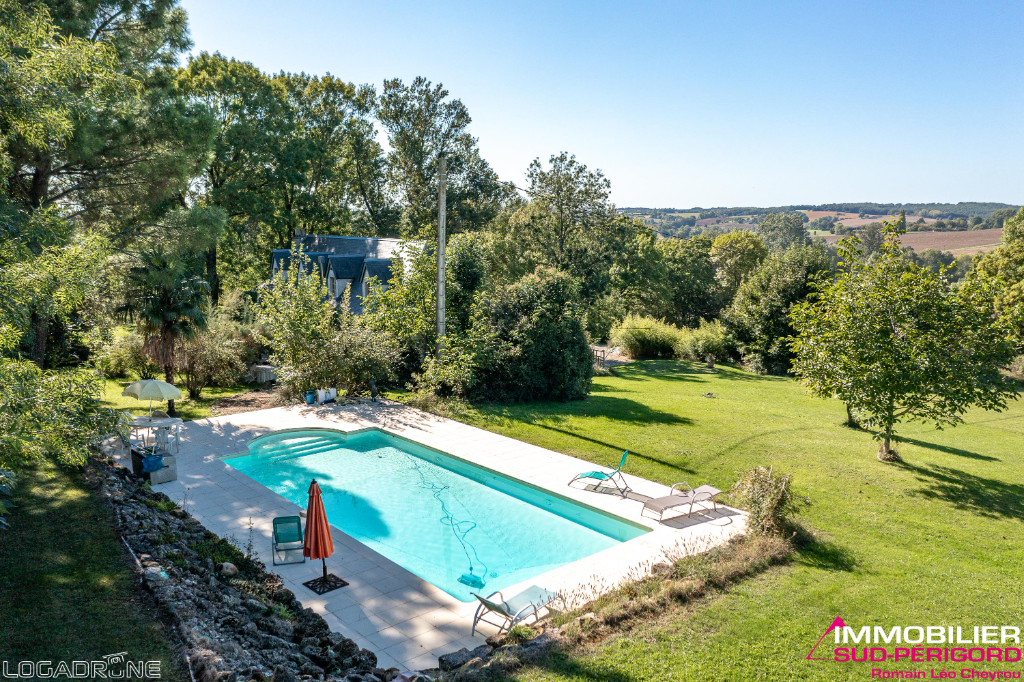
[115,400,745,672]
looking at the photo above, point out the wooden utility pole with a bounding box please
[436,157,447,351]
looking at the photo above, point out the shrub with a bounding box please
[675,319,735,363]
[410,341,476,398]
[329,311,401,396]
[731,466,802,536]
[505,624,538,644]
[0,359,127,470]
[609,314,679,359]
[471,267,594,402]
[96,332,160,379]
[253,248,400,400]
[177,328,247,400]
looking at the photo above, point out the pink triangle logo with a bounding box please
[806,617,846,660]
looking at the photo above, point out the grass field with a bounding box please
[100,378,248,421]
[438,360,1024,681]
[0,459,184,680]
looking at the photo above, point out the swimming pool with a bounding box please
[226,428,648,601]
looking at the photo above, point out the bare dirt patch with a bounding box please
[591,344,632,367]
[802,210,937,229]
[210,388,279,416]
[816,228,1003,254]
[900,228,1003,253]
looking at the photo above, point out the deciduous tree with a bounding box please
[790,220,1020,459]
[375,77,510,236]
[756,213,808,252]
[710,230,768,302]
[727,245,831,374]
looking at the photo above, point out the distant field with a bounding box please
[696,221,753,231]
[802,210,862,221]
[819,227,1003,254]
[803,209,938,229]
[696,216,754,227]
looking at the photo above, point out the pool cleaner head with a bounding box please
[458,572,485,589]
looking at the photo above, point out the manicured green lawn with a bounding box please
[0,459,183,679]
[100,378,248,421]
[444,361,1024,681]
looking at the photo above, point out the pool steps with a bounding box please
[254,435,344,462]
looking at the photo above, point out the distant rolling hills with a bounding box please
[622,203,1018,254]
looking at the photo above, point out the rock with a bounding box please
[273,588,295,603]
[302,645,333,668]
[517,632,557,661]
[298,662,324,678]
[331,637,359,659]
[244,598,267,614]
[438,646,493,672]
[372,668,399,682]
[270,665,298,682]
[258,617,294,640]
[144,565,169,581]
[218,562,239,577]
[437,648,470,671]
[301,615,331,640]
[349,650,376,671]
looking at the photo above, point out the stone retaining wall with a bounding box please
[85,455,399,682]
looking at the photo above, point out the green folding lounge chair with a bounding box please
[471,585,560,636]
[272,515,305,566]
[568,450,630,497]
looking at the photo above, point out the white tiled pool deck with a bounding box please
[116,401,745,672]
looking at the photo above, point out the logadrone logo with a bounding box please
[1,653,161,679]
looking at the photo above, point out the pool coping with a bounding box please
[114,401,746,672]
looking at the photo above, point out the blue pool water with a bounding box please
[226,428,648,601]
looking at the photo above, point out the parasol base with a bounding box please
[303,573,349,595]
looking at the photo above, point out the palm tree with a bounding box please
[117,251,210,416]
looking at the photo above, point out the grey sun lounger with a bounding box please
[471,585,561,636]
[641,483,722,521]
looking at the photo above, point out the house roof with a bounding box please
[271,249,291,272]
[298,235,404,259]
[271,249,332,276]
[327,255,365,281]
[303,252,332,277]
[362,258,396,285]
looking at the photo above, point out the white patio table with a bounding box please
[129,415,183,454]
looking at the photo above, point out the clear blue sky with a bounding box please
[180,0,1023,208]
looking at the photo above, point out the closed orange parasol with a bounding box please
[301,479,348,594]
